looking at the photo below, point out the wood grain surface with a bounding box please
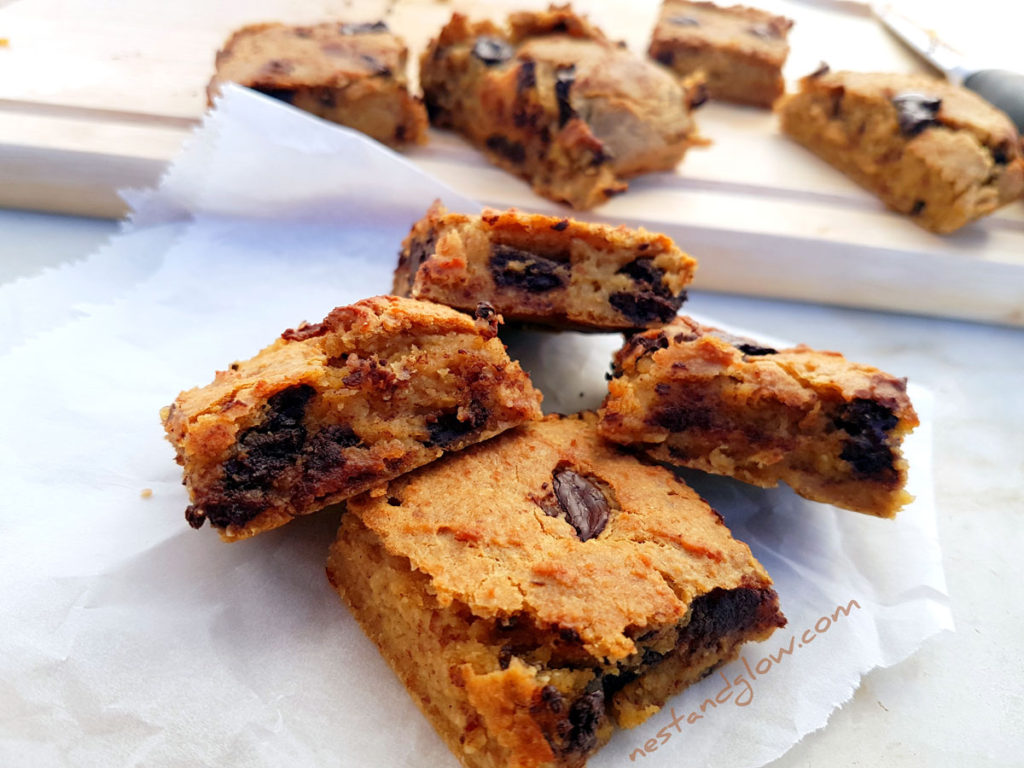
[1,0,1021,324]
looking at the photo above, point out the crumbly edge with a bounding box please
[648,42,784,107]
[328,512,784,768]
[395,203,697,330]
[777,74,1024,232]
[599,324,918,517]
[164,306,542,540]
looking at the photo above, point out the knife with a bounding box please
[873,3,1024,131]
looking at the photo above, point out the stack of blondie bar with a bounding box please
[163,197,919,767]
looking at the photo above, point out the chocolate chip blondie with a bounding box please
[207,21,428,147]
[599,317,919,517]
[161,297,542,541]
[393,202,698,330]
[649,0,793,108]
[328,412,784,768]
[777,68,1024,233]
[420,6,706,209]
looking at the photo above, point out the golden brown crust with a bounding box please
[162,296,542,540]
[649,0,793,108]
[599,317,919,517]
[420,6,703,209]
[329,413,784,767]
[208,21,428,147]
[393,201,698,330]
[777,69,1024,233]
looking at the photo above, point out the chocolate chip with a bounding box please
[891,93,942,137]
[564,684,605,756]
[472,36,514,66]
[517,59,536,93]
[426,404,490,448]
[667,15,700,26]
[992,142,1011,165]
[737,343,777,356]
[318,89,337,108]
[551,469,610,542]
[609,290,684,325]
[360,54,391,76]
[473,302,500,339]
[490,244,568,293]
[555,66,576,127]
[484,134,527,164]
[339,21,388,35]
[911,199,926,215]
[681,586,784,646]
[617,257,664,286]
[632,331,669,360]
[809,61,830,79]
[185,504,206,529]
[550,219,569,231]
[540,685,565,714]
[654,49,674,67]
[221,385,314,494]
[303,424,362,478]
[386,496,401,507]
[833,398,899,477]
[281,322,327,341]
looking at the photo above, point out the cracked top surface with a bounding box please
[346,412,772,662]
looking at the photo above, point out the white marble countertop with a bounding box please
[1,208,1021,767]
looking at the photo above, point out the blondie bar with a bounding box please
[649,0,793,108]
[162,297,542,540]
[207,21,428,147]
[420,6,705,209]
[394,202,698,330]
[599,317,919,517]
[777,68,1024,233]
[328,413,785,768]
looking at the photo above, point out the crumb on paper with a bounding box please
[0,38,10,48]
[140,488,153,499]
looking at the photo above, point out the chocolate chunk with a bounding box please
[992,142,1011,165]
[617,257,664,286]
[473,301,500,339]
[654,49,674,67]
[609,290,684,325]
[667,15,700,26]
[490,244,568,292]
[517,59,536,93]
[550,219,569,232]
[551,469,610,542]
[339,21,388,35]
[710,330,775,356]
[185,504,206,529]
[260,88,296,105]
[834,398,899,477]
[891,93,942,137]
[633,331,669,360]
[809,61,830,79]
[564,684,605,757]
[651,401,713,431]
[681,586,785,648]
[303,424,362,478]
[426,404,490,448]
[281,321,327,341]
[555,66,577,127]
[222,385,314,493]
[399,229,437,289]
[472,36,514,66]
[484,134,527,164]
[911,199,926,215]
[737,343,777,356]
[540,685,565,714]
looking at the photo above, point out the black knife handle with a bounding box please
[963,69,1024,133]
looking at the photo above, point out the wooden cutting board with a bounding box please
[1,0,1022,325]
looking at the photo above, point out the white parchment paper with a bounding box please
[0,87,952,768]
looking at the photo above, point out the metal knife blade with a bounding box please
[872,3,1024,130]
